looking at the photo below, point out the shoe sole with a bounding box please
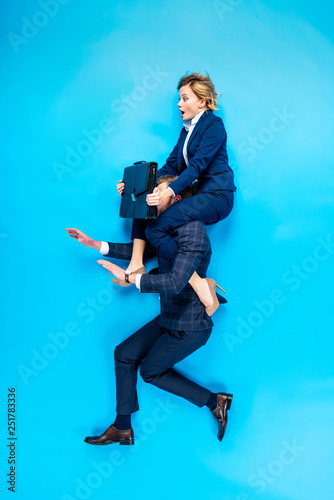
[84,439,135,445]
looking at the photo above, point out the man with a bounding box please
[66,176,233,445]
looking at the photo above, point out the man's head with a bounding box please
[156,175,193,215]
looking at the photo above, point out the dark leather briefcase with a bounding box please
[119,161,158,219]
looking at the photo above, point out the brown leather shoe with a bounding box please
[84,425,134,445]
[211,392,233,441]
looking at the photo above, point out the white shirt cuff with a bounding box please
[170,188,176,197]
[136,274,142,289]
[100,241,109,255]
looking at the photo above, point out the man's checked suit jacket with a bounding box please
[105,221,214,332]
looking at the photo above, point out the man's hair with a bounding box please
[157,175,194,198]
[177,72,220,111]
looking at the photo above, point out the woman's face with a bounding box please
[178,84,206,121]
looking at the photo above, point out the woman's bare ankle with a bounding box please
[193,278,214,308]
[126,261,144,273]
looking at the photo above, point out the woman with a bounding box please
[116,72,236,312]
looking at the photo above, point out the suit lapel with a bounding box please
[177,111,213,173]
[186,110,212,153]
[178,128,187,173]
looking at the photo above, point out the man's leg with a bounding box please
[140,327,212,407]
[139,327,233,441]
[114,316,162,415]
[84,316,163,445]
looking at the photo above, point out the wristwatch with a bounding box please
[124,271,132,283]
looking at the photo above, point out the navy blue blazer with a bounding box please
[157,110,236,196]
[105,221,213,332]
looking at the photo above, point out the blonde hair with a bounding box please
[177,72,220,111]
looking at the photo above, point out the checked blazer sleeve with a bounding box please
[104,242,134,260]
[139,221,211,294]
[104,242,156,260]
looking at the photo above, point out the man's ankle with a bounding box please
[205,392,217,411]
[113,413,131,430]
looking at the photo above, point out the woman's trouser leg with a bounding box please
[145,191,234,264]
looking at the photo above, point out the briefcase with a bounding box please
[119,161,158,219]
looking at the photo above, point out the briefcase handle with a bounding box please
[133,161,146,165]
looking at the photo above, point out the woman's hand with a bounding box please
[117,180,124,196]
[66,228,101,250]
[146,186,161,206]
[146,186,173,206]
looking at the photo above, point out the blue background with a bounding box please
[1,1,334,499]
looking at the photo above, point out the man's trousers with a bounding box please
[114,316,212,414]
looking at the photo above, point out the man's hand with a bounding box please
[97,260,137,284]
[66,228,101,250]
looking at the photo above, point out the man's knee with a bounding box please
[140,363,157,384]
[114,342,128,363]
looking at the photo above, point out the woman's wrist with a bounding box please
[161,187,173,201]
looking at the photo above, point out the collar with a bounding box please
[183,110,206,131]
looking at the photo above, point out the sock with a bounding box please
[113,413,131,430]
[205,392,217,411]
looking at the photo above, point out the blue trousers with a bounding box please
[132,190,234,264]
[114,316,212,415]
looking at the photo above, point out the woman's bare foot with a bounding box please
[192,278,214,308]
[125,261,144,274]
[124,238,147,274]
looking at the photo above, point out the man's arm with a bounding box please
[98,222,211,293]
[66,228,102,250]
[139,221,210,294]
[66,228,141,261]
